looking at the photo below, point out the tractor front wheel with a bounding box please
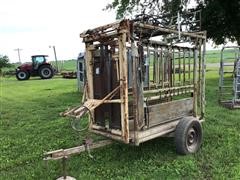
[39,65,54,79]
[16,70,30,81]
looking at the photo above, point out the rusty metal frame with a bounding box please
[43,18,206,180]
[67,19,206,145]
[219,46,240,109]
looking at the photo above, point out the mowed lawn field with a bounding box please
[1,67,240,179]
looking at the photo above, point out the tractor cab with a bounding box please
[31,55,48,70]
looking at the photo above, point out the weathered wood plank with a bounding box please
[133,120,179,145]
[118,29,129,143]
[134,22,206,39]
[132,42,145,132]
[44,140,112,160]
[147,98,193,127]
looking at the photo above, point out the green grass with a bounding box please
[1,67,240,179]
[60,60,77,71]
[205,49,221,63]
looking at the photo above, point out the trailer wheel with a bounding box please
[175,117,202,155]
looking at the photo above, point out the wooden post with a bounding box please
[85,43,94,125]
[118,29,129,143]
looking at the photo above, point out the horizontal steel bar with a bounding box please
[143,85,194,94]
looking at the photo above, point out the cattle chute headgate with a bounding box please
[44,15,206,179]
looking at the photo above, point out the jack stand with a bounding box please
[44,140,112,179]
[56,156,76,180]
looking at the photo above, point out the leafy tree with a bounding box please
[105,0,186,19]
[0,55,11,74]
[200,0,240,45]
[106,0,240,45]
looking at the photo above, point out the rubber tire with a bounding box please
[16,70,30,81]
[39,65,54,79]
[175,117,202,155]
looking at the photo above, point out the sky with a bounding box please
[0,0,116,63]
[0,0,237,63]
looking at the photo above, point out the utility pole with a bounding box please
[49,45,59,73]
[14,48,22,64]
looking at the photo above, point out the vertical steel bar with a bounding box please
[178,48,181,84]
[155,47,159,84]
[201,33,207,118]
[149,50,153,83]
[188,50,191,82]
[153,48,156,83]
[162,47,165,88]
[193,48,198,117]
[168,47,172,87]
[198,40,202,115]
[172,48,175,87]
[147,45,150,89]
[183,48,186,85]
[158,48,161,85]
[219,47,224,102]
[62,157,67,179]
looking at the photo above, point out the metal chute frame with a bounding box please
[219,46,240,109]
[78,18,206,145]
